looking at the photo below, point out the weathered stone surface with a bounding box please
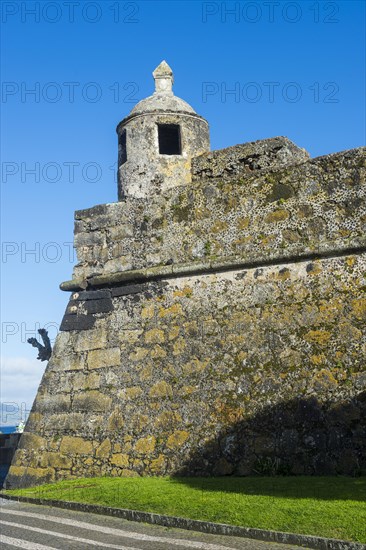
[73,290,111,301]
[145,329,165,344]
[191,136,309,181]
[17,434,47,451]
[63,146,365,283]
[74,231,106,247]
[149,381,173,399]
[5,466,55,488]
[166,430,189,449]
[59,437,93,455]
[44,413,85,433]
[110,453,129,467]
[83,298,113,315]
[95,438,111,458]
[87,348,120,370]
[12,251,366,487]
[73,391,112,412]
[74,328,108,352]
[60,313,95,332]
[135,436,156,455]
[40,452,72,469]
[36,394,71,413]
[56,356,85,371]
[72,371,101,390]
[112,284,145,297]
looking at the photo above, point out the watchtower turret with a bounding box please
[116,61,210,199]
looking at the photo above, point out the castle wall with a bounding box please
[5,140,366,488]
[68,143,364,285]
[6,252,366,488]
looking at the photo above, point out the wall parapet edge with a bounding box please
[60,244,366,292]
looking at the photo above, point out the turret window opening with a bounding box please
[119,130,127,164]
[158,124,181,155]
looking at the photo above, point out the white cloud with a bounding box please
[0,356,46,425]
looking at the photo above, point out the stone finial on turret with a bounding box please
[153,60,174,95]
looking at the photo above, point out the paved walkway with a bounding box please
[0,497,304,549]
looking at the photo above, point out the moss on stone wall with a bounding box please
[6,252,366,487]
[68,146,365,284]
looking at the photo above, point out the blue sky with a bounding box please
[1,0,365,424]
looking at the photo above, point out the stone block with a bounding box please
[45,413,85,433]
[107,407,124,431]
[83,298,113,315]
[96,438,112,458]
[264,209,290,223]
[110,453,130,467]
[112,284,145,297]
[74,328,107,352]
[119,329,143,343]
[73,391,112,412]
[6,466,55,487]
[75,203,108,220]
[36,394,71,413]
[149,454,167,474]
[166,430,189,449]
[74,231,105,247]
[18,433,47,451]
[145,329,165,344]
[150,345,167,359]
[104,257,133,273]
[149,381,173,399]
[60,314,95,332]
[60,436,93,455]
[87,348,120,369]
[73,290,111,301]
[72,371,101,390]
[57,355,85,371]
[213,458,234,475]
[51,331,71,356]
[123,386,143,400]
[74,220,87,234]
[58,372,75,394]
[108,225,133,239]
[352,298,366,320]
[134,436,156,455]
[129,347,149,362]
[40,452,72,469]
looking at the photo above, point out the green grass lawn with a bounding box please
[7,476,366,543]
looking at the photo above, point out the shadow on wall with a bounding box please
[173,392,366,480]
[0,434,21,488]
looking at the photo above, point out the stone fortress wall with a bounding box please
[5,63,366,489]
